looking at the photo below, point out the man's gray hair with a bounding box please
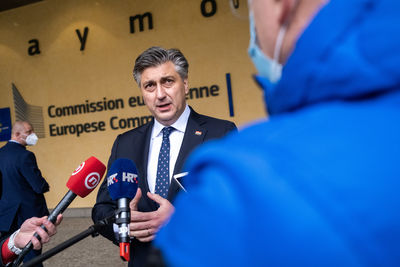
[133,46,189,86]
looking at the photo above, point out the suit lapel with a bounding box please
[168,108,207,201]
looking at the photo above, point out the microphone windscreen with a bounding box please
[67,156,106,197]
[107,158,139,200]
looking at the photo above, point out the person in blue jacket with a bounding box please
[0,121,49,266]
[154,0,400,266]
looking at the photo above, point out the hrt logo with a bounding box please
[123,172,138,184]
[107,173,118,186]
[85,172,101,189]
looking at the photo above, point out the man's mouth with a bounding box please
[157,103,171,111]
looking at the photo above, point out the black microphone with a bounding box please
[12,157,106,267]
[107,158,139,262]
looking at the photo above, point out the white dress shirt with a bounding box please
[147,105,191,193]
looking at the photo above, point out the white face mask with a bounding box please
[25,133,38,146]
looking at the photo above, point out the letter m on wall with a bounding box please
[129,12,153,34]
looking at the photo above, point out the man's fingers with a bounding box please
[34,225,50,243]
[136,235,155,242]
[55,214,63,226]
[131,228,152,238]
[42,220,56,236]
[128,191,173,243]
[129,188,142,211]
[31,236,42,250]
[29,216,43,226]
[129,218,155,231]
[32,215,61,245]
[147,192,165,206]
[130,228,156,242]
[131,210,155,222]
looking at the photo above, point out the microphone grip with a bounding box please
[116,198,131,261]
[116,198,130,242]
[48,190,77,223]
[33,190,77,242]
[12,191,77,266]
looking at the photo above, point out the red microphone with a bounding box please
[48,156,106,222]
[13,156,106,266]
[67,156,106,197]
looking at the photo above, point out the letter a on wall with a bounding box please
[28,39,41,55]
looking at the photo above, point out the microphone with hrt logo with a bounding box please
[13,156,106,267]
[107,158,139,262]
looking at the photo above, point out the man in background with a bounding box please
[0,121,49,266]
[155,0,400,265]
[92,47,237,266]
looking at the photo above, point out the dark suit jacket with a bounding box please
[0,142,49,234]
[92,107,237,267]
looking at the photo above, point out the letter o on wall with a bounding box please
[201,0,217,17]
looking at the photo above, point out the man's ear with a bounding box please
[279,0,298,24]
[184,79,189,95]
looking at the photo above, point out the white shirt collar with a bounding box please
[152,105,191,138]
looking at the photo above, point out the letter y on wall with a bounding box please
[76,27,89,51]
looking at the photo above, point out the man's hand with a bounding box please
[14,214,63,250]
[129,188,175,242]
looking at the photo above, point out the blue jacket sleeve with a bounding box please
[19,152,49,194]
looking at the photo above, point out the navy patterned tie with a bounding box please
[155,127,174,198]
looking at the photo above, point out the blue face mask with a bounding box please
[247,12,286,84]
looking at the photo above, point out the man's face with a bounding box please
[249,0,281,59]
[140,61,188,126]
[249,0,327,64]
[19,122,33,146]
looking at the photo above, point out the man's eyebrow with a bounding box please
[161,75,175,80]
[142,79,155,85]
[142,75,175,85]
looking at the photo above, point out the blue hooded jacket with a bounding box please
[156,0,400,266]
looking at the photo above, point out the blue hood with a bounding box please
[260,0,400,115]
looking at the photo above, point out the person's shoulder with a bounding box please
[1,141,27,154]
[191,108,236,127]
[182,120,274,195]
[201,114,235,125]
[188,119,269,162]
[1,141,16,149]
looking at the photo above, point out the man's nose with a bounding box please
[155,84,166,98]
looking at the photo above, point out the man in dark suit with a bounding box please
[0,121,49,266]
[92,46,237,266]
